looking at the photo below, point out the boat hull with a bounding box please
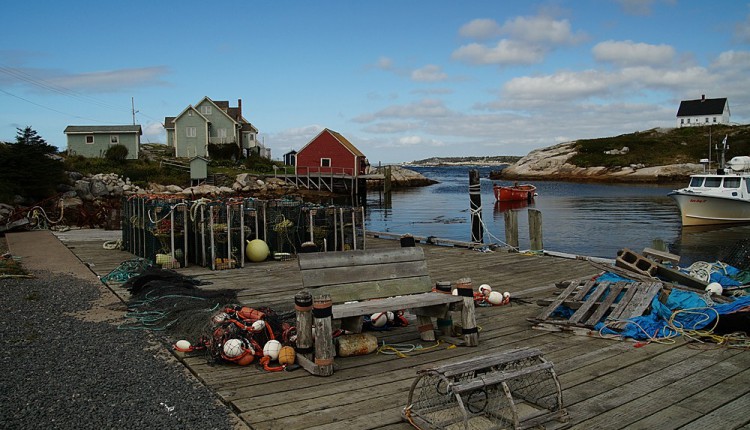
[668,191,750,226]
[493,184,536,202]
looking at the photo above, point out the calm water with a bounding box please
[365,165,750,265]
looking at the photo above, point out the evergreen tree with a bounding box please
[0,127,67,204]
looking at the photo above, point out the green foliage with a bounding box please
[104,144,129,161]
[569,125,750,168]
[0,127,67,204]
[63,156,189,189]
[242,152,283,173]
[207,144,239,160]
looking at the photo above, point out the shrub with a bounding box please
[105,144,129,161]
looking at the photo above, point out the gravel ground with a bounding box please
[0,267,243,429]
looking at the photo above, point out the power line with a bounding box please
[0,88,114,123]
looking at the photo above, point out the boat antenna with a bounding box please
[720,135,728,169]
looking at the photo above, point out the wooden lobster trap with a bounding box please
[403,348,568,430]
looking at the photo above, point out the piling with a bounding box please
[504,210,519,250]
[469,170,483,243]
[529,209,543,252]
[312,294,334,376]
[456,277,479,347]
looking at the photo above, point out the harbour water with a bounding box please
[365,165,750,265]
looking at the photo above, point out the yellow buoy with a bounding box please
[246,239,270,262]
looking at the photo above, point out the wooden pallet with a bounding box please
[529,279,663,335]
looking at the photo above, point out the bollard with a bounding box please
[456,278,479,347]
[313,294,334,376]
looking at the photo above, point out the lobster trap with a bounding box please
[122,196,189,269]
[403,348,568,430]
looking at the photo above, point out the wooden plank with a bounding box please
[299,259,429,289]
[617,282,661,320]
[306,275,434,303]
[536,280,593,321]
[297,247,425,270]
[332,292,462,319]
[437,348,543,378]
[568,282,610,325]
[607,283,641,320]
[571,279,598,301]
[584,281,627,326]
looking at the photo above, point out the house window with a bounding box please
[321,158,331,167]
[110,135,119,144]
[85,135,94,144]
[705,117,709,123]
[218,128,227,138]
[201,105,212,115]
[680,119,684,124]
[188,110,193,116]
[186,127,197,138]
[713,117,717,123]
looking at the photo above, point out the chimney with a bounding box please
[701,94,705,102]
[237,99,242,121]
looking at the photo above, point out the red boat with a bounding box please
[493,183,537,202]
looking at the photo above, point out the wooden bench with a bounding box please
[294,247,478,375]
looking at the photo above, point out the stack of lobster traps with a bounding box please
[121,195,365,270]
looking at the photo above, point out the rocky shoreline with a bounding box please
[493,141,700,184]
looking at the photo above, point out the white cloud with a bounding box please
[459,18,501,39]
[354,99,452,123]
[47,66,170,92]
[593,40,675,67]
[452,40,545,66]
[735,15,750,43]
[452,15,585,66]
[499,16,585,45]
[411,64,448,82]
[142,122,166,143]
[375,56,394,70]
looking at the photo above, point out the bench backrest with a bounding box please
[297,247,432,304]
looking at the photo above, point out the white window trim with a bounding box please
[110,135,119,144]
[85,135,94,144]
[201,105,212,115]
[321,158,331,167]
[186,127,197,138]
[218,128,227,138]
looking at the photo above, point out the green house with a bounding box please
[164,97,263,159]
[64,125,142,159]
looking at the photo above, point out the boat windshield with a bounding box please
[746,178,750,193]
[724,177,741,188]
[689,177,704,187]
[704,177,722,187]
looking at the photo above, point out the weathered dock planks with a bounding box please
[49,229,750,430]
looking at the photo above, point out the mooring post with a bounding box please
[529,209,543,252]
[294,290,314,359]
[456,278,479,347]
[313,294,334,376]
[504,210,519,250]
[469,169,484,243]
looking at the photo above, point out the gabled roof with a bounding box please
[163,117,175,129]
[676,97,728,117]
[173,105,209,123]
[298,128,365,157]
[195,96,239,125]
[64,125,142,134]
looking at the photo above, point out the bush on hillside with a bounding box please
[105,144,129,161]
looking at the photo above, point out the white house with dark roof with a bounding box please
[676,95,730,127]
[164,97,266,159]
[64,125,142,159]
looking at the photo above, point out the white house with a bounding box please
[676,95,730,127]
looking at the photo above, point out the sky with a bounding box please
[2,0,750,164]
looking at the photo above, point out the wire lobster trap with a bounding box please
[199,200,248,270]
[122,196,188,268]
[403,348,569,430]
[264,199,305,254]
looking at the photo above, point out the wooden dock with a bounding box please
[47,230,750,429]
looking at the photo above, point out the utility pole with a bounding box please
[131,97,139,125]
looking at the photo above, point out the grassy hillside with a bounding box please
[570,124,750,168]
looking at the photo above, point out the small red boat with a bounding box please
[493,183,537,202]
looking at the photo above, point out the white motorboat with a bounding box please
[669,153,750,226]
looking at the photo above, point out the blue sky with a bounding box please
[2,0,749,164]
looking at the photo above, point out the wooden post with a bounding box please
[529,209,543,252]
[435,281,453,337]
[417,315,436,342]
[504,210,519,250]
[456,277,479,347]
[313,294,334,376]
[469,169,484,243]
[294,291,314,358]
